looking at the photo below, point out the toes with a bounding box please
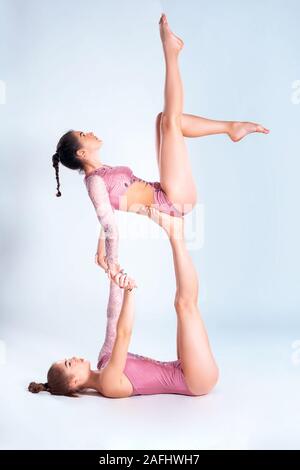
[159,13,167,24]
[256,124,270,134]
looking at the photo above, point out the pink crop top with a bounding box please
[97,351,196,397]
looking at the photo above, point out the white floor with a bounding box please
[0,325,299,450]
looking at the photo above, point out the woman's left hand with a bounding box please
[112,270,137,291]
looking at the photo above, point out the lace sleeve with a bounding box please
[85,174,119,267]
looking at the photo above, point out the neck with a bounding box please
[84,161,104,176]
[81,369,104,393]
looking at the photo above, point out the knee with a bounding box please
[193,367,220,396]
[207,366,220,392]
[156,112,163,124]
[161,113,182,131]
[174,296,198,313]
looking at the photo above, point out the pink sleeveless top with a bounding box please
[97,351,196,397]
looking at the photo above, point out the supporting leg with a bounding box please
[176,322,181,360]
[171,233,219,396]
[147,206,219,395]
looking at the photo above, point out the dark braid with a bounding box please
[52,152,61,197]
[52,129,85,198]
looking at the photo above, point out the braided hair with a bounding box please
[52,152,61,197]
[28,362,78,397]
[28,381,50,393]
[52,129,85,198]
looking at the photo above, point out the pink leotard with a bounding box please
[85,165,195,397]
[84,165,183,215]
[97,351,196,397]
[84,165,184,267]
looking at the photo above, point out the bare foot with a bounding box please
[146,206,184,239]
[159,13,184,55]
[228,121,270,142]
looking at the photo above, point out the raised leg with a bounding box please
[147,206,219,396]
[155,14,269,179]
[158,14,197,210]
[155,112,270,169]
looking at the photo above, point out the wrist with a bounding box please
[108,260,120,269]
[124,286,134,294]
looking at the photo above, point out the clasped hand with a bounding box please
[95,251,137,291]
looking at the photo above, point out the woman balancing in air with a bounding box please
[51,13,269,288]
[29,208,219,397]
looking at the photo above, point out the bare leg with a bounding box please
[158,14,197,209]
[155,112,270,166]
[147,207,219,395]
[155,15,270,192]
[179,114,269,140]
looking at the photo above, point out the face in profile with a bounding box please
[54,356,91,390]
[74,130,103,152]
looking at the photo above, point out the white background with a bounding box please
[0,0,299,449]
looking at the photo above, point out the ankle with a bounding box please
[164,48,179,62]
[226,121,235,135]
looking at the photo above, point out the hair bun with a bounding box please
[28,381,48,393]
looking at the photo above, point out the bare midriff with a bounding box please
[119,180,155,213]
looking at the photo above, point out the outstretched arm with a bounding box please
[97,272,137,363]
[100,281,136,397]
[97,280,124,362]
[85,174,121,278]
[95,227,108,271]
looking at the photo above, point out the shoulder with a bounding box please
[85,172,105,187]
[100,369,132,398]
[84,173,111,202]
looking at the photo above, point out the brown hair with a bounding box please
[52,129,85,198]
[28,363,78,397]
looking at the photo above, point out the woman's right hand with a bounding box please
[95,253,122,284]
[95,251,109,271]
[95,252,136,290]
